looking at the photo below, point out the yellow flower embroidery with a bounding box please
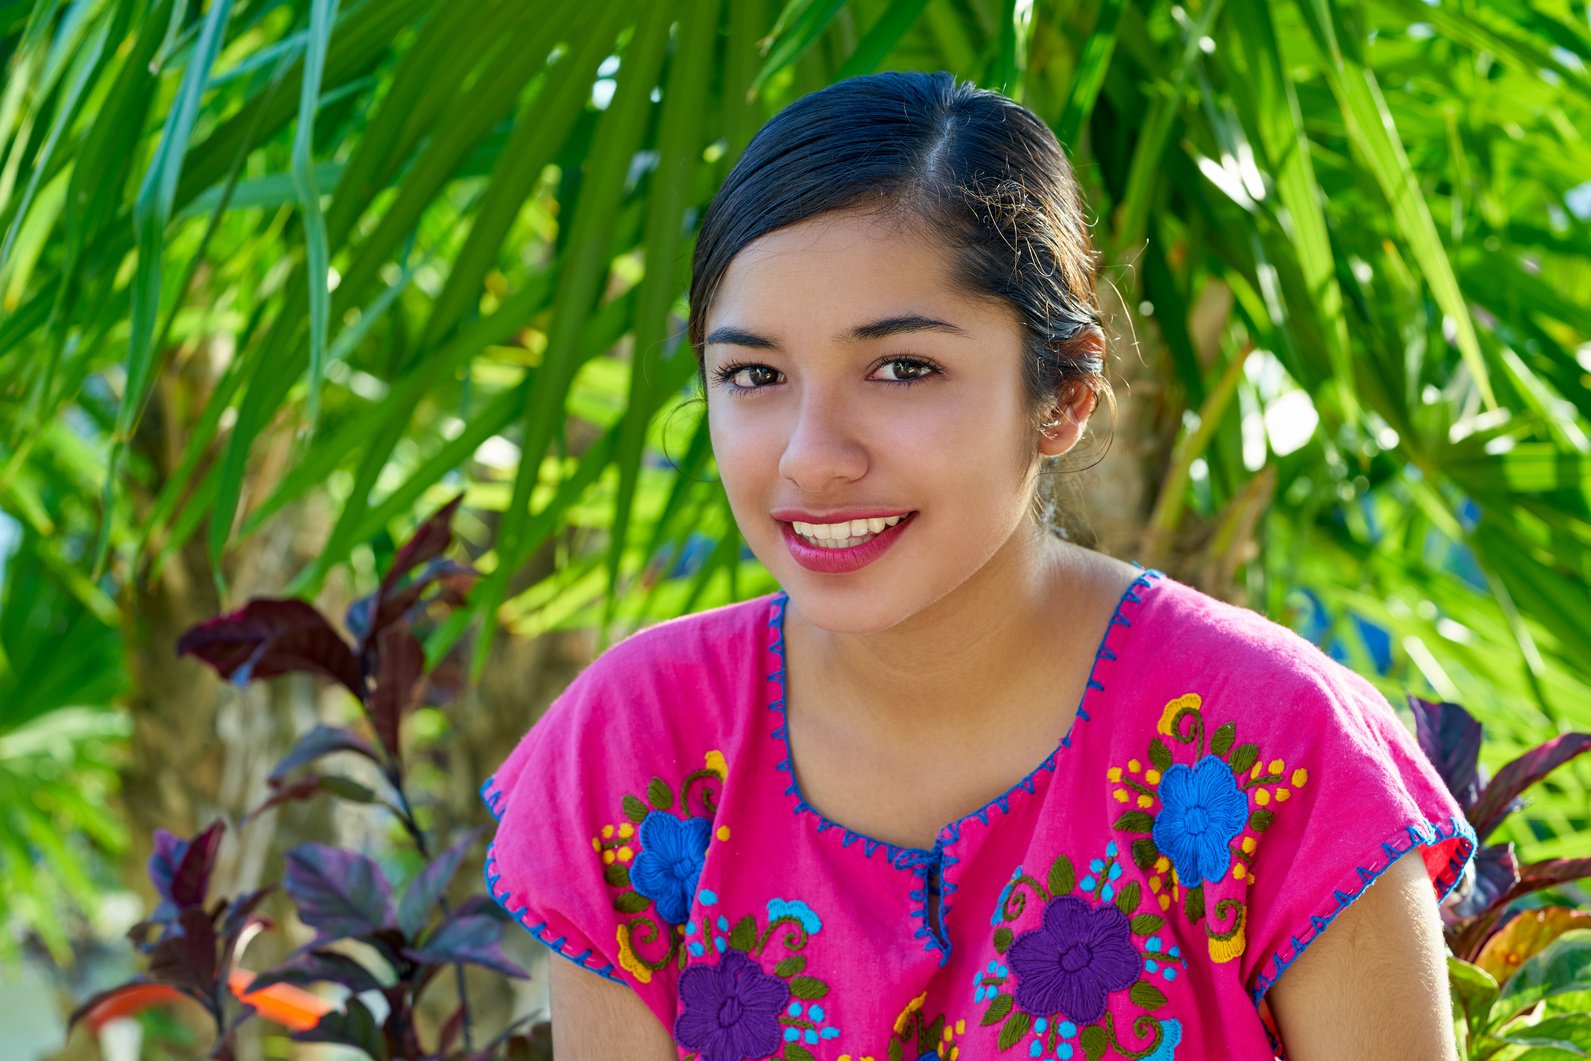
[1158,693,1202,736]
[704,749,728,778]
[616,924,653,984]
[1208,906,1247,964]
[893,990,928,1036]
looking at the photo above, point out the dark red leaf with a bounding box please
[1470,733,1591,842]
[1505,857,1591,903]
[162,820,224,908]
[291,996,386,1057]
[1408,695,1483,811]
[249,949,385,994]
[270,724,382,782]
[284,843,393,940]
[369,626,424,763]
[249,774,382,820]
[177,599,362,698]
[1447,843,1520,920]
[378,495,464,606]
[146,907,220,997]
[353,559,477,653]
[397,830,481,941]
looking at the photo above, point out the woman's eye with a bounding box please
[874,358,938,383]
[734,364,779,388]
[718,363,780,389]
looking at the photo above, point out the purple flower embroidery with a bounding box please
[1152,754,1248,886]
[674,949,790,1061]
[629,811,712,925]
[1007,896,1140,1023]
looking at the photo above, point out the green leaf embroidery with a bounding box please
[1049,855,1076,896]
[1131,982,1168,1010]
[1185,882,1206,923]
[1132,837,1160,869]
[603,862,630,888]
[613,890,649,914]
[774,955,806,978]
[1114,811,1155,833]
[647,777,674,812]
[728,914,757,952]
[997,1010,1032,1051]
[1131,914,1166,935]
[888,1039,904,1061]
[1148,737,1172,772]
[1211,722,1236,757]
[994,926,1014,954]
[790,976,829,1000]
[981,993,1014,1025]
[1229,743,1260,775]
[1081,1024,1109,1061]
[785,1045,816,1061]
[1250,809,1275,832]
[1115,881,1142,915]
[622,794,649,823]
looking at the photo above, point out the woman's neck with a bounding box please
[782,525,1099,743]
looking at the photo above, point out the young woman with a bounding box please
[482,72,1473,1061]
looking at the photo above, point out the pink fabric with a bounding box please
[483,569,1474,1060]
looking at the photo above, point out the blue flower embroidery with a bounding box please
[766,898,822,934]
[1152,754,1248,886]
[1144,1017,1183,1060]
[630,811,712,924]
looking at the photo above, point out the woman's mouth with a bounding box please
[776,512,916,574]
[789,514,908,549]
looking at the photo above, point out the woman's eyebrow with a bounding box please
[705,313,970,350]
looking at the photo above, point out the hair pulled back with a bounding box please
[687,70,1111,430]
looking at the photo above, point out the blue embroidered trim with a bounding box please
[479,779,623,984]
[1250,813,1478,1009]
[764,568,1165,964]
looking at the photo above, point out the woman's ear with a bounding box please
[1038,379,1098,458]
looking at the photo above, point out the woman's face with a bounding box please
[704,209,1075,635]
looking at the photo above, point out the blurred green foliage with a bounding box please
[0,0,1587,974]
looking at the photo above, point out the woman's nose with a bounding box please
[777,388,868,492]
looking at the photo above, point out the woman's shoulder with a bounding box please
[554,591,780,716]
[483,591,777,845]
[1140,573,1382,698]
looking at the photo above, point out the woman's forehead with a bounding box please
[707,212,989,339]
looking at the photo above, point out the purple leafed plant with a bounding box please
[73,497,546,1060]
[1409,695,1591,960]
[69,821,270,1059]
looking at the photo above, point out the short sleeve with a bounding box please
[481,663,705,1032]
[1242,663,1476,1003]
[479,603,753,1036]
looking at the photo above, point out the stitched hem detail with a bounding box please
[764,567,1165,962]
[479,779,623,984]
[1249,814,1478,1052]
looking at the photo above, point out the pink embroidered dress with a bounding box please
[481,568,1475,1061]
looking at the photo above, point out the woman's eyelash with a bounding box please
[709,356,944,394]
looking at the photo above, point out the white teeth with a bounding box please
[785,518,903,540]
[788,513,910,548]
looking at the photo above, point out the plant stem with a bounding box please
[389,767,475,1051]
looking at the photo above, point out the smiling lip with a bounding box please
[777,512,915,574]
[770,508,913,522]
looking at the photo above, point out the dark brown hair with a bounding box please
[687,70,1111,432]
